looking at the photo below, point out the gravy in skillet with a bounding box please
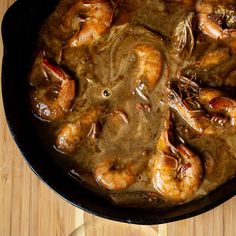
[29,0,236,208]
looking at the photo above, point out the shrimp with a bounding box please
[30,55,75,121]
[94,159,137,190]
[195,87,236,126]
[198,88,229,126]
[180,48,231,84]
[165,86,210,134]
[198,87,225,105]
[56,106,104,153]
[166,80,230,133]
[194,47,230,69]
[152,119,203,202]
[64,0,113,47]
[168,72,232,129]
[134,44,163,91]
[209,97,236,126]
[197,0,236,39]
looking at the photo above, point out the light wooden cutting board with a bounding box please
[1,1,236,235]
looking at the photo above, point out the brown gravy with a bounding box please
[29,0,236,208]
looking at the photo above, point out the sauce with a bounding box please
[29,0,236,208]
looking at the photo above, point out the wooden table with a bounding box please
[1,1,236,235]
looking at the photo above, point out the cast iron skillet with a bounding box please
[2,0,236,225]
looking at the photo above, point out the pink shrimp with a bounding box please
[30,54,75,121]
[64,0,113,47]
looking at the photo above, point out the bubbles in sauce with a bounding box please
[102,89,112,98]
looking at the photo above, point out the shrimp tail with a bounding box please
[42,59,69,81]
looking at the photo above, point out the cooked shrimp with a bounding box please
[193,87,236,126]
[173,73,233,127]
[94,159,137,190]
[195,47,230,69]
[56,123,81,153]
[209,96,236,126]
[197,88,229,125]
[64,0,113,47]
[166,86,209,133]
[30,57,75,121]
[197,0,236,39]
[134,44,163,91]
[198,88,225,105]
[56,106,104,153]
[152,119,203,202]
[166,79,230,131]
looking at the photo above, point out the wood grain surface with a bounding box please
[1,1,236,236]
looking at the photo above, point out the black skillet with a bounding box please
[2,0,236,225]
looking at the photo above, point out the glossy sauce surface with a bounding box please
[29,0,236,208]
